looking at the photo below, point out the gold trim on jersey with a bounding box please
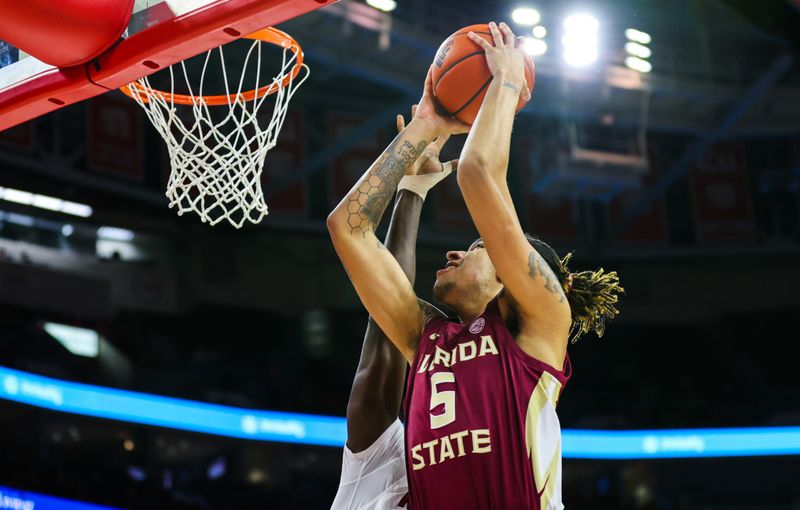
[525,371,565,510]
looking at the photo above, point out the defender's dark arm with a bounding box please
[345,189,423,453]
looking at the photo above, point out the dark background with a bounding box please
[1,0,800,508]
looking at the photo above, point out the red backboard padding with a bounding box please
[0,0,135,67]
[0,0,337,132]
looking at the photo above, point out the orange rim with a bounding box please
[120,27,303,105]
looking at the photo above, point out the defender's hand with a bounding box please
[397,105,458,176]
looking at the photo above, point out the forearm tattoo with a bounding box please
[528,251,566,303]
[501,81,521,94]
[346,137,426,236]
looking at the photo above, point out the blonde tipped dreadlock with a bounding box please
[525,235,624,343]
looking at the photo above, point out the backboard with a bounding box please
[0,0,335,132]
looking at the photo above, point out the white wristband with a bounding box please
[397,161,454,200]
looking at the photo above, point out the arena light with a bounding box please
[564,47,598,67]
[562,13,599,67]
[98,226,135,242]
[523,38,548,56]
[625,56,652,73]
[61,224,74,237]
[625,28,651,45]
[208,457,227,480]
[31,194,62,211]
[61,201,93,218]
[625,42,651,59]
[43,323,99,358]
[365,0,396,12]
[563,13,599,32]
[511,7,541,26]
[562,32,597,47]
[0,186,93,218]
[532,25,547,39]
[0,188,33,205]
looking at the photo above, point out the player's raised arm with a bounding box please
[345,111,454,451]
[327,79,466,361]
[457,22,571,353]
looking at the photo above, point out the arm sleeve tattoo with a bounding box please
[345,137,426,236]
[528,251,566,303]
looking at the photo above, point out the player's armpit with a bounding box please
[418,299,447,328]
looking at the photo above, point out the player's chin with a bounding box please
[432,279,455,305]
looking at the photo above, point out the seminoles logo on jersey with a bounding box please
[468,317,485,334]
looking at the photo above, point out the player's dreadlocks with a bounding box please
[526,234,624,343]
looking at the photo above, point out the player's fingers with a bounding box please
[488,21,504,47]
[516,36,526,49]
[498,22,516,46]
[411,104,418,118]
[468,32,491,51]
[423,65,434,95]
[396,114,405,133]
[521,85,531,102]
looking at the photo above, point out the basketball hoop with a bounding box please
[121,27,308,228]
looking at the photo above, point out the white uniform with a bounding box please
[330,419,408,510]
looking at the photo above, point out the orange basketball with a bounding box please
[431,23,535,125]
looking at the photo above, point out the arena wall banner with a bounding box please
[3,365,800,459]
[690,143,754,242]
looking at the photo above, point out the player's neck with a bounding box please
[454,299,489,325]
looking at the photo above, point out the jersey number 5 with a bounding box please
[430,372,456,429]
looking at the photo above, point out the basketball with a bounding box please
[431,23,535,125]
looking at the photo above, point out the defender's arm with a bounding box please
[345,189,422,452]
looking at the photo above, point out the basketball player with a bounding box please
[331,108,456,510]
[327,21,622,509]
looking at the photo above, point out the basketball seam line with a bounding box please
[434,50,485,90]
[452,75,494,116]
[432,30,492,90]
[454,30,492,37]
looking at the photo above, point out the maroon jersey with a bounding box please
[403,299,571,510]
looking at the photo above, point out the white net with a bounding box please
[125,36,309,228]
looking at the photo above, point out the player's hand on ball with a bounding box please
[468,21,531,101]
[413,68,471,137]
[397,105,458,177]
